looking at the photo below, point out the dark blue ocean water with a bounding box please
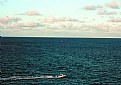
[1,37,121,85]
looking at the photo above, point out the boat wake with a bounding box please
[0,74,66,81]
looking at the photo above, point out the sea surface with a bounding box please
[1,37,121,85]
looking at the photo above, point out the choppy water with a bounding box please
[1,37,121,85]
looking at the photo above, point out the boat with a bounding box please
[55,74,66,78]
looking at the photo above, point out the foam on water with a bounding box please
[0,75,57,81]
[0,74,66,81]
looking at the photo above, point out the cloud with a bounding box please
[0,23,7,27]
[98,23,121,31]
[66,17,78,22]
[43,16,56,23]
[43,23,121,32]
[105,0,119,9]
[43,16,79,23]
[76,23,121,32]
[59,23,66,28]
[68,23,74,27]
[18,10,41,16]
[58,23,74,28]
[109,25,121,31]
[57,17,66,22]
[108,18,121,22]
[0,16,21,24]
[77,24,97,32]
[82,5,102,10]
[98,24,109,30]
[98,9,117,15]
[13,22,44,28]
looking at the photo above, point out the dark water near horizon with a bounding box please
[1,37,121,85]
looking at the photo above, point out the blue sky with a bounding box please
[0,0,121,37]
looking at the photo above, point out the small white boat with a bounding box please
[55,74,66,78]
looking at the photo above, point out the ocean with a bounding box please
[1,37,121,85]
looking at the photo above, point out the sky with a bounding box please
[0,0,121,38]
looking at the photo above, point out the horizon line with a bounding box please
[1,36,121,39]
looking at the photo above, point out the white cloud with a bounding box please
[18,10,41,16]
[98,9,117,15]
[0,16,21,24]
[105,0,120,9]
[43,16,79,23]
[13,22,45,28]
[108,18,121,22]
[82,5,103,10]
